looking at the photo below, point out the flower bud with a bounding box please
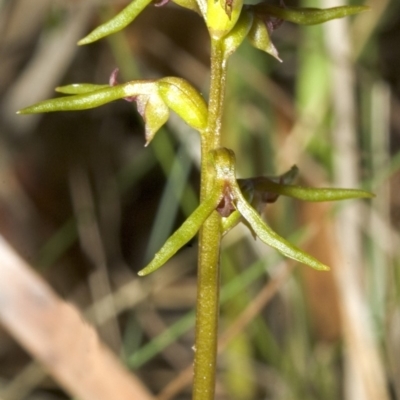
[157,77,208,132]
[206,0,243,39]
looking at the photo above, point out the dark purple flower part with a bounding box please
[216,186,236,218]
[251,0,286,33]
[109,68,119,87]
[224,0,235,18]
[238,165,298,214]
[265,15,284,33]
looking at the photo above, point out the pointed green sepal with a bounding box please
[17,76,208,145]
[55,84,109,95]
[222,10,253,58]
[252,4,369,26]
[221,210,241,235]
[234,189,329,271]
[17,85,129,114]
[252,180,374,202]
[138,93,170,146]
[247,15,281,61]
[138,190,223,276]
[78,0,153,45]
[17,80,159,114]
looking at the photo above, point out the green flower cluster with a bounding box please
[18,0,370,275]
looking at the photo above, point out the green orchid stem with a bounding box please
[193,38,226,400]
[201,39,227,193]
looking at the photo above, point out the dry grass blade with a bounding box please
[69,164,122,352]
[324,1,390,399]
[0,235,154,400]
[0,361,46,400]
[2,2,95,135]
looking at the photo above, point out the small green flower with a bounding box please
[251,3,369,26]
[138,147,373,276]
[215,2,368,62]
[75,0,368,62]
[238,2,368,61]
[17,72,208,146]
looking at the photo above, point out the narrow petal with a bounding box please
[221,210,241,235]
[17,85,127,114]
[253,5,369,26]
[222,11,253,58]
[18,81,155,115]
[235,193,329,270]
[56,84,109,95]
[252,180,374,202]
[142,94,170,146]
[138,190,223,276]
[78,0,153,45]
[247,15,281,61]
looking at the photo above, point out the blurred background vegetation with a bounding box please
[0,0,399,399]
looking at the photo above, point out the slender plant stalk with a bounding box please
[193,38,227,400]
[200,38,227,193]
